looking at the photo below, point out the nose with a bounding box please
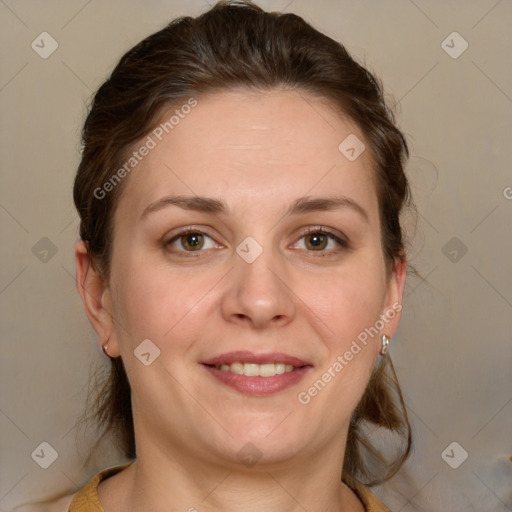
[221,246,297,330]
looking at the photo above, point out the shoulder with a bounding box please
[68,463,132,512]
[16,464,132,512]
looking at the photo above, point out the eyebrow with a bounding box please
[140,195,369,223]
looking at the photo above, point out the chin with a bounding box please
[213,417,311,467]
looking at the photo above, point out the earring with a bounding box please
[102,342,112,358]
[380,334,390,356]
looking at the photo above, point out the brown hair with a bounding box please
[74,0,412,487]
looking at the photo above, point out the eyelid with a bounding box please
[164,225,350,254]
[165,226,221,253]
[293,225,350,251]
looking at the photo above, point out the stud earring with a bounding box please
[102,342,112,358]
[380,334,390,356]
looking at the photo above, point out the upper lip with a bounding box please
[201,351,312,367]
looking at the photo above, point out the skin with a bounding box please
[76,89,406,512]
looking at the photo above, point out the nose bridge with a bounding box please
[224,239,296,328]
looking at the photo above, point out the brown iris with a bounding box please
[180,232,204,251]
[305,233,328,251]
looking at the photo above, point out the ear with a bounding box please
[75,240,121,357]
[381,257,407,338]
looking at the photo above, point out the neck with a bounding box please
[99,435,364,512]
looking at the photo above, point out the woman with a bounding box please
[68,1,412,510]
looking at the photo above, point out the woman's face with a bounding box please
[96,89,405,468]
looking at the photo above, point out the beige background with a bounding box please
[1,1,511,510]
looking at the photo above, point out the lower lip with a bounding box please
[202,365,311,396]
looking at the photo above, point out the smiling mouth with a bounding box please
[201,351,312,395]
[206,362,298,377]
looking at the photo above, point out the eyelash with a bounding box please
[164,226,350,257]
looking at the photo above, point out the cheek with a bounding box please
[109,250,220,350]
[109,249,173,342]
[302,262,388,348]
[295,268,386,424]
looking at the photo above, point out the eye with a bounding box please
[293,227,349,253]
[166,228,219,253]
[165,226,349,256]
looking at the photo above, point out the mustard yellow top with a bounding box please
[68,464,391,512]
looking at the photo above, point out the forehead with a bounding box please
[114,89,379,222]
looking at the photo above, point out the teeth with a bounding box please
[244,363,260,377]
[259,363,276,377]
[230,362,244,375]
[215,362,296,377]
